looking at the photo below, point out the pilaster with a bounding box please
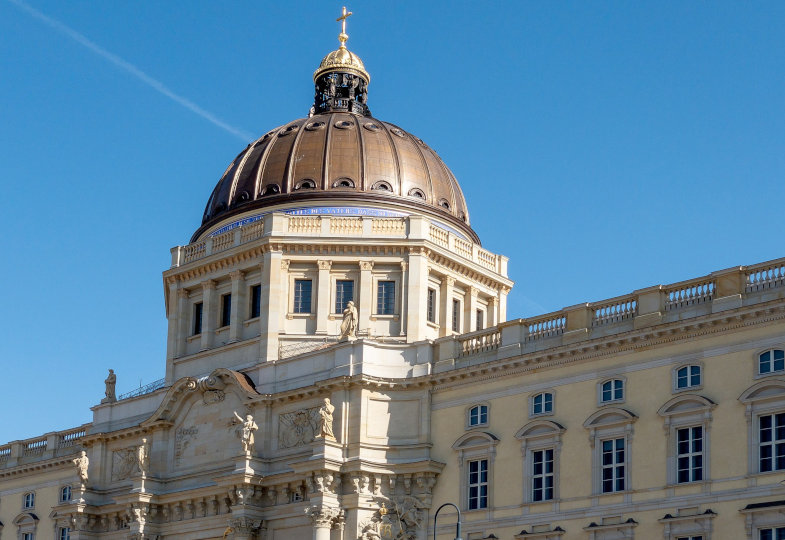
[406,249,429,342]
[229,270,245,343]
[465,286,479,333]
[200,279,217,350]
[358,260,374,334]
[316,260,332,335]
[439,276,455,336]
[260,252,283,361]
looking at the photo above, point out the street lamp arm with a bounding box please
[433,502,462,540]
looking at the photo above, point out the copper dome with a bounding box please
[194,113,476,242]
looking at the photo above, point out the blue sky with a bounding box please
[1,1,783,441]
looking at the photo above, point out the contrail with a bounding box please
[7,0,254,141]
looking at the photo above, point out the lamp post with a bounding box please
[433,502,462,540]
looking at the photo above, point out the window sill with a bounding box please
[243,317,260,326]
[186,334,201,342]
[426,321,440,329]
[755,371,785,380]
[465,423,489,431]
[530,411,554,419]
[672,385,704,394]
[598,399,625,407]
[371,314,399,321]
[286,313,315,320]
[216,325,229,334]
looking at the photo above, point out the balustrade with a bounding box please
[592,298,637,326]
[747,259,785,292]
[429,225,449,247]
[23,438,47,456]
[665,279,715,310]
[458,328,501,356]
[527,314,566,341]
[330,217,363,235]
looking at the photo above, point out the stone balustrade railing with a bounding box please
[0,424,90,469]
[435,256,785,367]
[170,214,508,276]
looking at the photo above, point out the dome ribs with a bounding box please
[284,119,309,194]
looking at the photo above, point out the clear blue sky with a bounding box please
[1,1,783,441]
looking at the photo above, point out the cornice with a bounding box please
[0,453,79,479]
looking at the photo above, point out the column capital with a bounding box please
[281,259,290,270]
[444,276,456,287]
[305,505,340,528]
[229,270,246,280]
[469,286,479,298]
[228,516,261,535]
[359,260,374,271]
[400,261,409,271]
[317,260,333,270]
[177,288,190,299]
[201,279,217,290]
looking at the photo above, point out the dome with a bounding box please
[192,8,476,244]
[193,113,475,242]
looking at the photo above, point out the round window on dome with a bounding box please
[372,181,393,192]
[408,188,426,200]
[237,190,250,202]
[332,178,355,189]
[295,179,317,190]
[438,198,451,210]
[262,184,281,196]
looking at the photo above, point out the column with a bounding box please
[165,281,179,361]
[228,270,245,343]
[175,288,189,358]
[200,279,217,350]
[439,276,455,337]
[306,505,339,540]
[259,251,284,361]
[316,260,332,335]
[228,516,261,540]
[487,296,498,327]
[465,286,479,333]
[358,260,374,335]
[406,247,429,342]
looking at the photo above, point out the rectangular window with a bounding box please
[24,492,35,508]
[760,350,785,374]
[533,393,553,415]
[427,288,436,323]
[250,284,261,319]
[452,299,461,332]
[760,413,785,472]
[220,293,232,327]
[532,449,554,501]
[60,528,71,540]
[193,302,203,335]
[760,529,785,540]
[377,281,396,315]
[469,405,488,426]
[293,279,313,314]
[23,534,34,540]
[601,438,625,493]
[476,309,484,330]
[467,458,488,510]
[335,280,354,313]
[676,426,703,483]
[677,365,701,389]
[601,379,624,403]
[676,537,704,540]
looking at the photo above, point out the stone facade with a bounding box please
[3,15,785,540]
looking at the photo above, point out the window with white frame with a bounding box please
[467,404,489,428]
[427,288,437,323]
[23,492,35,508]
[515,420,564,505]
[467,458,489,510]
[59,527,71,540]
[476,309,484,330]
[292,279,313,314]
[760,528,785,540]
[376,280,396,315]
[583,408,637,496]
[13,512,38,540]
[739,380,785,475]
[334,279,354,313]
[60,485,71,502]
[677,536,703,540]
[23,533,34,540]
[760,349,785,375]
[452,431,498,513]
[675,364,702,391]
[532,392,554,416]
[600,378,625,404]
[658,394,715,486]
[452,299,461,332]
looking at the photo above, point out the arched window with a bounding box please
[332,178,355,188]
[452,431,499,511]
[675,364,702,391]
[759,349,785,375]
[60,485,72,502]
[467,404,489,428]
[295,179,316,190]
[371,181,393,192]
[408,188,426,200]
[262,184,280,196]
[658,394,716,485]
[515,420,565,503]
[583,407,637,494]
[23,492,34,509]
[600,378,625,404]
[739,379,785,474]
[531,392,554,416]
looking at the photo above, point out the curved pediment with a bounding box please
[452,431,499,450]
[739,379,785,404]
[142,368,260,426]
[515,419,565,440]
[658,394,716,417]
[13,512,38,526]
[583,407,637,429]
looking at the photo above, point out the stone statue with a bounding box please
[340,301,358,340]
[233,411,258,454]
[318,398,335,440]
[73,450,89,486]
[102,369,117,403]
[137,438,150,476]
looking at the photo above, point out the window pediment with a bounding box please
[658,394,716,417]
[13,512,38,526]
[583,407,637,429]
[515,420,565,440]
[740,379,785,404]
[452,431,498,450]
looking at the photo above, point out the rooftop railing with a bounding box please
[170,214,508,277]
[1,424,89,469]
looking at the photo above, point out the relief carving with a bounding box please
[111,447,137,481]
[358,497,424,540]
[174,426,198,467]
[203,390,225,405]
[278,407,320,448]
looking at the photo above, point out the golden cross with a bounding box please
[336,6,352,45]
